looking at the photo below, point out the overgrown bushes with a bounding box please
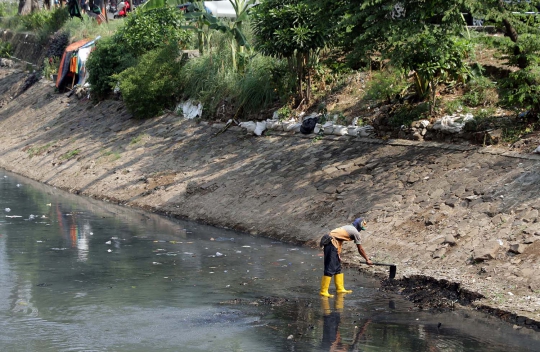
[115,44,184,119]
[122,8,191,55]
[86,35,137,99]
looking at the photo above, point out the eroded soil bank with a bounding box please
[1,67,540,331]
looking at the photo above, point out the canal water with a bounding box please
[0,170,539,352]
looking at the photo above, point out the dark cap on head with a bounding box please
[352,217,365,231]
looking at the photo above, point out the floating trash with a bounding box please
[16,184,21,187]
[107,249,112,253]
[105,240,111,245]
[216,252,224,257]
[242,246,251,248]
[152,262,162,265]
[215,237,235,242]
[6,215,22,218]
[4,208,11,212]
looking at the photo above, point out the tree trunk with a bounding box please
[498,0,527,68]
[296,51,304,103]
[18,0,40,15]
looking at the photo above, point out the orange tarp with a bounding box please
[55,38,92,88]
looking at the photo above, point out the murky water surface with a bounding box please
[0,170,538,351]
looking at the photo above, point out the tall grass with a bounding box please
[180,30,287,118]
[61,16,125,42]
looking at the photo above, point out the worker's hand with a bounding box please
[366,259,373,266]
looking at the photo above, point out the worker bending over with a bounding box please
[319,218,373,297]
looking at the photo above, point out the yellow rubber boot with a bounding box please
[335,273,352,294]
[319,275,334,297]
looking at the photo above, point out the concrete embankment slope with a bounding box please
[0,67,540,330]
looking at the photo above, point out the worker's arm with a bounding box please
[356,244,373,265]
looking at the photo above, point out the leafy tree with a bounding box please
[470,0,540,69]
[470,1,540,119]
[115,43,185,119]
[350,0,473,114]
[122,8,191,55]
[86,35,137,100]
[251,0,329,104]
[184,0,255,71]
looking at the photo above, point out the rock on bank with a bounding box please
[0,68,540,329]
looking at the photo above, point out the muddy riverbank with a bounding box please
[0,66,539,331]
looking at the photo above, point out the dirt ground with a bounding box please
[0,66,540,332]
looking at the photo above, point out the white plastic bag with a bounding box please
[358,126,374,137]
[432,114,474,133]
[177,100,203,119]
[347,126,358,136]
[239,121,256,133]
[322,122,334,135]
[254,121,267,136]
[333,125,348,136]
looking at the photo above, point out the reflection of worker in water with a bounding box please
[321,295,371,351]
[319,218,373,297]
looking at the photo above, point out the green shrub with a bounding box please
[43,56,61,80]
[116,43,185,119]
[122,8,191,56]
[180,51,284,118]
[86,35,137,100]
[364,69,408,102]
[0,41,12,58]
[463,76,498,107]
[500,65,540,117]
[0,2,17,17]
[390,103,430,127]
[20,8,68,34]
[444,99,466,115]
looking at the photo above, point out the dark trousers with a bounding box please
[323,244,341,276]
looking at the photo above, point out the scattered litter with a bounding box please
[215,237,235,242]
[4,208,10,212]
[215,252,224,257]
[105,240,111,245]
[36,240,42,243]
[16,184,21,187]
[107,249,112,253]
[152,262,162,265]
[242,245,251,248]
[177,99,203,119]
[432,113,474,133]
[508,292,514,296]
